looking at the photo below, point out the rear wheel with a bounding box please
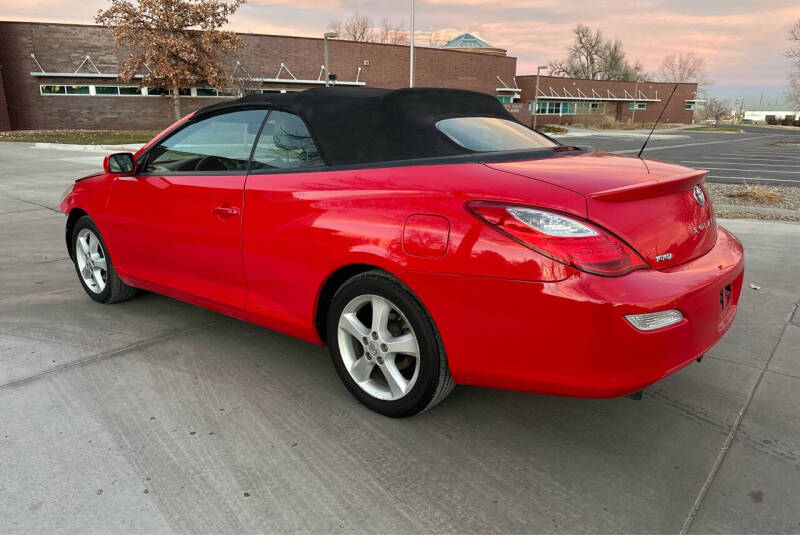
[71,216,137,304]
[327,270,454,417]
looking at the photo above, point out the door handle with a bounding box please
[212,206,240,217]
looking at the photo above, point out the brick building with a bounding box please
[0,21,697,131]
[0,21,520,131]
[516,75,700,126]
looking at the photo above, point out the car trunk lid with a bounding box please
[485,152,717,269]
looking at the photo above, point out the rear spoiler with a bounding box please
[588,169,708,202]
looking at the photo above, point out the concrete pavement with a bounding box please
[1,142,799,533]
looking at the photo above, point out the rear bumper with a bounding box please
[399,226,744,398]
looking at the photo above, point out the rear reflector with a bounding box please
[625,310,684,331]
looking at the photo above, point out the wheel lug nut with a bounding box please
[362,337,367,344]
[371,332,378,340]
[365,354,372,360]
[380,343,387,352]
[376,356,384,365]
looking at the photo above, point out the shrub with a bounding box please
[573,114,618,129]
[780,115,796,126]
[765,115,777,125]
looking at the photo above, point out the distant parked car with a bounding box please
[60,87,744,417]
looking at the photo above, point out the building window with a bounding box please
[534,101,587,115]
[39,84,238,98]
[685,102,695,110]
[65,85,91,95]
[146,87,170,96]
[628,102,647,110]
[497,96,511,104]
[40,85,66,95]
[94,86,119,95]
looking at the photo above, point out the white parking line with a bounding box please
[708,175,800,184]
[681,160,800,168]
[614,134,784,154]
[716,155,800,161]
[733,150,800,154]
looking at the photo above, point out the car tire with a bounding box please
[71,215,138,304]
[327,270,455,417]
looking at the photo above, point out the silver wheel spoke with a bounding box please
[349,356,375,382]
[88,234,99,254]
[381,358,409,398]
[92,268,104,290]
[384,333,418,357]
[91,254,107,271]
[340,313,369,340]
[79,236,90,256]
[371,296,391,334]
[81,264,93,280]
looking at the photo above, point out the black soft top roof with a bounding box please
[193,86,525,166]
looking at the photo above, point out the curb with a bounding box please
[715,204,800,217]
[30,142,145,152]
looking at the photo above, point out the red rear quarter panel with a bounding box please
[400,227,744,396]
[241,162,585,340]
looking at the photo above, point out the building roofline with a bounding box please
[0,20,517,60]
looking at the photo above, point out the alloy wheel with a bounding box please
[337,294,421,401]
[75,228,107,294]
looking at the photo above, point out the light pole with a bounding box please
[409,0,415,87]
[323,31,338,87]
[532,65,547,130]
[631,79,639,125]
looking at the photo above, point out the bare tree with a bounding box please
[787,20,800,108]
[96,0,244,121]
[602,39,646,81]
[343,13,372,42]
[549,25,645,81]
[375,18,407,45]
[328,14,408,44]
[428,30,450,47]
[549,25,605,79]
[701,97,730,124]
[658,52,708,94]
[327,19,343,39]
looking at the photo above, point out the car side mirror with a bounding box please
[104,152,136,174]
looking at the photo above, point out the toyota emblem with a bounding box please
[693,185,706,206]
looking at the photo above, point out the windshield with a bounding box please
[436,117,557,152]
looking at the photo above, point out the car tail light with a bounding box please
[467,202,647,276]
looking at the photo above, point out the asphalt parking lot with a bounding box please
[1,140,799,534]
[560,125,800,187]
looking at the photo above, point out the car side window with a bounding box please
[250,110,324,170]
[144,109,267,174]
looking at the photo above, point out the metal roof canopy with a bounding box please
[29,54,365,86]
[535,85,661,102]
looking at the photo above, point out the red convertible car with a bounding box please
[60,87,744,417]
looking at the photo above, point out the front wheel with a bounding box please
[71,215,138,304]
[327,270,455,417]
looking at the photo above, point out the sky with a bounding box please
[2,0,799,107]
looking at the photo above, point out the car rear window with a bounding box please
[436,117,557,152]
